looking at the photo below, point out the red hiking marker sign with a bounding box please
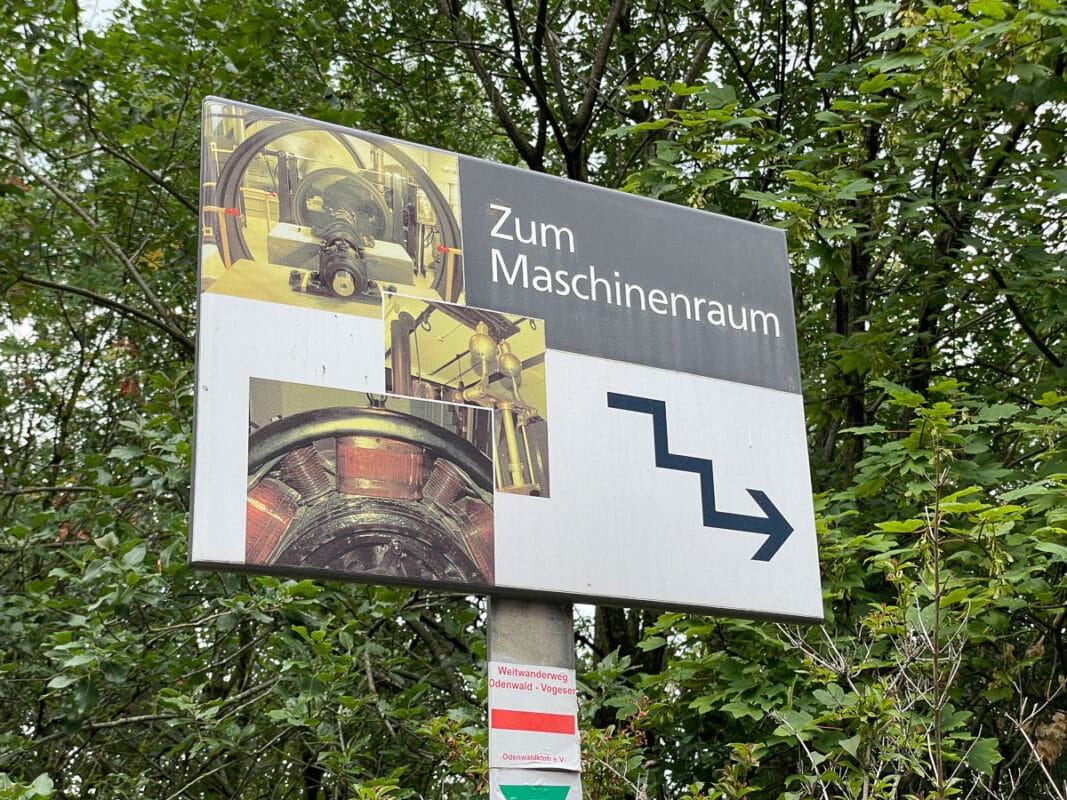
[487,661,581,770]
[491,709,577,735]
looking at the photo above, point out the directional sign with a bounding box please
[491,770,582,800]
[606,393,792,562]
[498,787,571,800]
[488,661,580,770]
[189,98,823,622]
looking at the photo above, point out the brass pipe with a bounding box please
[494,439,505,488]
[499,402,526,487]
[519,419,536,484]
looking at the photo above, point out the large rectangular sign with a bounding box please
[189,97,823,622]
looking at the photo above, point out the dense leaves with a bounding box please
[1,0,1064,797]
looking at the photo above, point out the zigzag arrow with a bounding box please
[607,392,793,562]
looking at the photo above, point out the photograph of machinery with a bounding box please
[200,100,464,315]
[383,292,551,498]
[245,378,495,587]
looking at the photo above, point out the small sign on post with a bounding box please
[490,770,583,800]
[488,661,581,770]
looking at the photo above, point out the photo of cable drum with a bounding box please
[244,378,497,589]
[200,99,465,313]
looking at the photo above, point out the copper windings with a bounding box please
[335,435,425,500]
[279,445,332,501]
[422,458,468,510]
[246,477,301,562]
[456,497,494,583]
[246,403,497,585]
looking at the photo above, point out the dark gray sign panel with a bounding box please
[459,157,800,393]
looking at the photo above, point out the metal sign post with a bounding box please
[488,599,582,800]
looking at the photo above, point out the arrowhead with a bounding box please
[499,787,571,800]
[746,490,793,561]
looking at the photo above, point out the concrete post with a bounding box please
[487,598,581,799]
[488,598,574,668]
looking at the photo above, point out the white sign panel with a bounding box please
[488,661,580,771]
[189,97,823,622]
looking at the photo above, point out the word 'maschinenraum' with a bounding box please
[488,203,782,338]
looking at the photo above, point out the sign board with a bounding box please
[190,97,823,622]
[488,661,580,770]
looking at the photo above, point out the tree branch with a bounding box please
[573,0,629,151]
[434,0,543,170]
[14,273,194,353]
[404,612,473,705]
[13,142,194,353]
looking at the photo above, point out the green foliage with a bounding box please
[1,0,1065,797]
[612,385,1066,798]
[597,0,1066,794]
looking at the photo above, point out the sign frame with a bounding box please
[189,97,823,623]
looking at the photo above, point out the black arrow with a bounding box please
[607,392,793,561]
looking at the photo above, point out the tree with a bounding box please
[2,1,494,796]
[606,0,1067,795]
[1,0,1065,797]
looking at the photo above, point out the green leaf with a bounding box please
[637,636,666,651]
[964,737,1004,774]
[122,542,147,566]
[117,124,157,145]
[631,76,665,91]
[836,178,874,199]
[976,403,1020,421]
[778,709,814,732]
[109,445,144,462]
[27,773,55,798]
[968,0,1011,18]
[838,734,861,757]
[698,85,737,108]
[669,82,705,96]
[875,519,925,533]
[720,701,763,720]
[63,652,97,668]
[1034,541,1067,559]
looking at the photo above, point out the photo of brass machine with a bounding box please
[245,379,495,587]
[200,101,464,312]
[383,293,550,498]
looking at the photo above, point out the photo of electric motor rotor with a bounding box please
[200,100,464,315]
[383,292,551,498]
[245,378,496,587]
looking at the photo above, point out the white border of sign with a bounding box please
[190,97,824,622]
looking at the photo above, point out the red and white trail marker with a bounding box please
[488,661,581,771]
